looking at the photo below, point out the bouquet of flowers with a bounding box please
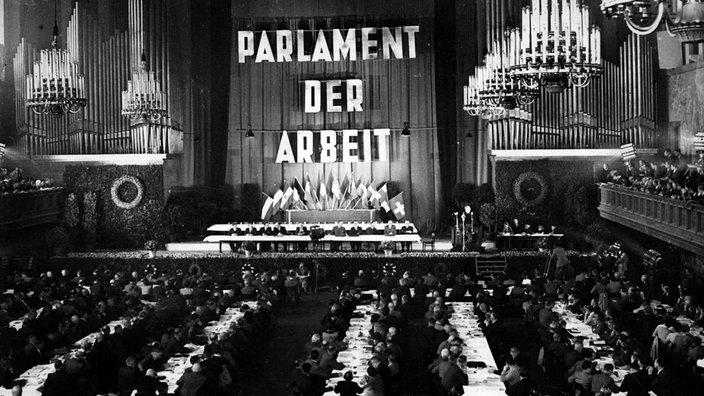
[144,239,159,251]
[381,240,395,251]
[242,241,256,252]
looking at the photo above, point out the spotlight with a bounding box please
[465,131,473,138]
[401,121,410,137]
[245,124,254,138]
[643,249,663,270]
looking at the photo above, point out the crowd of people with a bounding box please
[289,252,704,396]
[598,149,704,202]
[0,168,55,195]
[0,263,318,396]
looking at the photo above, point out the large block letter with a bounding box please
[276,131,296,163]
[382,27,403,59]
[333,28,356,61]
[304,81,321,113]
[342,130,360,162]
[238,31,254,63]
[320,130,337,163]
[361,28,378,60]
[373,129,390,162]
[326,80,342,113]
[296,130,314,163]
[346,79,363,112]
[255,31,275,63]
[276,30,293,62]
[404,26,420,59]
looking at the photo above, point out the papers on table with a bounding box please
[158,301,258,393]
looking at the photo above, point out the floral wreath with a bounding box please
[241,263,254,274]
[145,263,159,277]
[382,263,397,278]
[513,171,547,207]
[111,175,144,209]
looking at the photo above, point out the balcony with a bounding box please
[0,189,64,234]
[598,184,704,256]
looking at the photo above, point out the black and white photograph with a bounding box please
[0,1,703,395]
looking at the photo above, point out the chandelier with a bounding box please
[509,0,603,93]
[463,73,507,120]
[121,53,167,122]
[26,2,86,117]
[480,39,540,109]
[602,0,704,43]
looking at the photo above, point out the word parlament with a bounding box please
[275,129,390,163]
[238,26,420,63]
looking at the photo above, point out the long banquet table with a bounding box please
[323,299,504,396]
[553,302,670,396]
[0,318,131,396]
[158,301,259,393]
[203,234,421,252]
[208,222,418,233]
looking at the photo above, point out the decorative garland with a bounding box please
[513,171,548,207]
[110,175,144,209]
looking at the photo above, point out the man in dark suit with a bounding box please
[619,360,650,396]
[440,355,468,394]
[649,358,676,396]
[505,369,531,396]
[117,356,141,396]
[41,361,72,396]
[347,222,361,252]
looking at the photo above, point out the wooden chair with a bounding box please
[421,233,436,251]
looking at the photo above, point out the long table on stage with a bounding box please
[207,222,418,233]
[496,233,563,251]
[203,234,421,253]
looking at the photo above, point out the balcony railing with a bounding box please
[598,184,704,256]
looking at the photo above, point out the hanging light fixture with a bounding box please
[245,124,254,138]
[480,38,540,109]
[602,1,704,43]
[401,121,411,137]
[509,0,603,93]
[463,70,506,120]
[121,52,167,122]
[26,0,86,117]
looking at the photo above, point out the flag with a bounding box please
[293,177,305,199]
[340,173,350,198]
[271,189,284,215]
[349,177,358,199]
[326,171,335,196]
[389,192,406,220]
[368,185,381,210]
[358,180,368,200]
[281,187,294,211]
[380,200,391,213]
[332,177,342,200]
[378,183,389,205]
[620,143,636,161]
[695,132,704,152]
[261,194,274,221]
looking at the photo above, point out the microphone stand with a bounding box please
[461,213,467,252]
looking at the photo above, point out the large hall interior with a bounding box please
[1,0,704,395]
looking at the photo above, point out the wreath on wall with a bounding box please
[110,175,144,209]
[513,172,548,207]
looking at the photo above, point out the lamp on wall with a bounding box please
[26,0,86,117]
[401,121,410,137]
[245,124,254,138]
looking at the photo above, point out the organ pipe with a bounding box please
[11,0,173,155]
[488,34,657,151]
